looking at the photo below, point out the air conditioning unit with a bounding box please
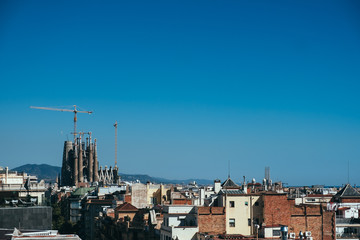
[305,231,311,237]
[307,237,313,240]
[289,233,296,239]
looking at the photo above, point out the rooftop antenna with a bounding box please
[228,160,230,178]
[114,121,118,170]
[348,160,350,184]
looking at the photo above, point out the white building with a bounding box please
[0,167,47,205]
[160,205,198,240]
[10,228,81,240]
[295,194,333,205]
[328,184,360,239]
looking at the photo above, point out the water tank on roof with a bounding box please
[281,226,288,240]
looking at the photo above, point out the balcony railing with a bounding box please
[336,218,360,225]
[337,233,360,239]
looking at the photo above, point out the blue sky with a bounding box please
[1,1,360,186]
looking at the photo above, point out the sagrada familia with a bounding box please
[60,133,119,187]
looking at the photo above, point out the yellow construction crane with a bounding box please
[30,105,93,142]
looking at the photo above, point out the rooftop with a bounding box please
[219,189,245,195]
[221,177,240,189]
[115,202,138,212]
[71,187,96,197]
[334,184,360,198]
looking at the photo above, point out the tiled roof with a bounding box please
[334,184,360,198]
[115,202,138,212]
[72,187,96,196]
[219,189,245,195]
[221,177,240,189]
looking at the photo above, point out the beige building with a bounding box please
[131,182,171,208]
[147,182,171,206]
[217,177,263,236]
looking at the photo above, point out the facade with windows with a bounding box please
[0,167,47,206]
[160,205,198,240]
[328,184,360,239]
[131,182,171,208]
[66,187,96,223]
[218,189,262,235]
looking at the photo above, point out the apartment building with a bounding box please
[160,205,198,240]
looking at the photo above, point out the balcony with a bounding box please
[337,218,360,226]
[336,223,360,240]
[337,233,360,239]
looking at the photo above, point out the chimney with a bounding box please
[214,179,221,194]
[5,167,8,184]
[243,176,247,193]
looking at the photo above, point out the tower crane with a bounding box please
[30,105,93,142]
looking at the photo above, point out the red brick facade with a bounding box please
[339,198,360,203]
[262,194,335,240]
[172,198,193,205]
[125,194,132,203]
[198,207,226,235]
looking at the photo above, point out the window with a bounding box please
[229,218,235,227]
[230,201,235,207]
[70,201,81,209]
[254,202,259,206]
[180,219,186,226]
[248,218,251,226]
[273,230,281,236]
[245,201,248,206]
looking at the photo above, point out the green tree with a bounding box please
[52,202,65,230]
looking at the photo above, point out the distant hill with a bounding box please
[12,164,61,183]
[12,164,214,185]
[119,173,213,185]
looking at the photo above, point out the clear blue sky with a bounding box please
[1,0,359,186]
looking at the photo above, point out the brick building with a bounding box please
[197,207,226,235]
[262,193,335,240]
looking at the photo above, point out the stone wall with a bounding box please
[0,206,52,230]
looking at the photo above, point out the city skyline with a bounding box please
[1,1,360,186]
